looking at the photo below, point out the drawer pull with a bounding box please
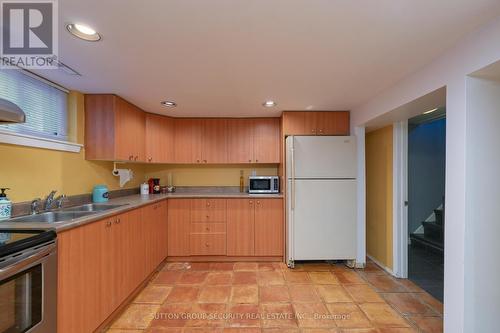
[206,215,209,219]
[205,243,210,247]
[206,227,210,231]
[249,200,253,204]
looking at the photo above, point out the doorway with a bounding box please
[407,109,446,301]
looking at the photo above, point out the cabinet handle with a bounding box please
[206,227,210,231]
[206,215,209,219]
[134,156,138,161]
[203,160,207,163]
[207,202,211,207]
[205,243,210,247]
[128,155,133,160]
[312,129,316,133]
[114,218,120,224]
[197,159,200,163]
[249,200,253,204]
[255,159,259,163]
[148,157,152,162]
[257,200,261,205]
[105,220,112,228]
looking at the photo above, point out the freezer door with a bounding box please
[287,179,357,261]
[286,136,357,179]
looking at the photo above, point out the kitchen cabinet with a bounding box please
[254,198,283,256]
[146,113,174,163]
[58,202,167,333]
[282,111,350,136]
[168,199,191,256]
[253,118,280,163]
[227,118,280,163]
[173,118,203,163]
[227,119,254,163]
[227,199,255,256]
[202,119,228,163]
[191,198,227,222]
[85,94,145,161]
[190,199,227,255]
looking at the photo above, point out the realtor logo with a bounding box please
[1,0,58,68]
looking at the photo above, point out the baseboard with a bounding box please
[366,254,395,276]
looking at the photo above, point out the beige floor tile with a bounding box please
[234,262,259,271]
[146,327,183,332]
[231,285,259,304]
[288,284,321,302]
[334,270,366,284]
[260,285,291,303]
[296,263,333,271]
[359,303,410,328]
[292,302,335,328]
[183,328,224,333]
[188,262,212,271]
[261,303,298,328]
[233,271,258,284]
[210,262,235,271]
[178,271,209,284]
[383,293,434,315]
[153,271,183,285]
[106,329,143,333]
[325,303,372,328]
[377,328,419,333]
[284,271,311,284]
[408,315,443,333]
[149,303,192,328]
[343,284,384,303]
[315,285,353,302]
[199,286,232,303]
[111,304,160,329]
[227,304,261,327]
[186,303,226,327]
[166,286,200,303]
[308,272,339,285]
[134,285,172,304]
[257,271,286,285]
[206,272,233,285]
[224,328,262,333]
[364,274,407,293]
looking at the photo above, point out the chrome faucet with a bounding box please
[31,198,42,215]
[44,190,57,211]
[54,194,67,209]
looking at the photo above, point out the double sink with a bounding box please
[8,204,127,224]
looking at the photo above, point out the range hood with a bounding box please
[0,98,25,123]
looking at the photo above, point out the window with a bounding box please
[0,69,69,140]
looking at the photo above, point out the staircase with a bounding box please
[410,207,444,252]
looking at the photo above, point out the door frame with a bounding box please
[392,121,409,278]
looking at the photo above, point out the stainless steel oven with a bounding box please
[248,176,280,194]
[0,230,57,333]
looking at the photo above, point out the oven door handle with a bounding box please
[0,242,56,280]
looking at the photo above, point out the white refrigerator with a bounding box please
[286,136,357,267]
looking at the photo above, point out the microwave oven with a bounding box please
[248,176,280,194]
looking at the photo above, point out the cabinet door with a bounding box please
[253,118,280,163]
[168,199,191,256]
[227,119,254,163]
[283,111,306,135]
[58,222,102,333]
[304,112,319,135]
[316,112,350,135]
[174,118,203,163]
[191,199,227,222]
[157,200,169,262]
[146,113,174,163]
[202,119,227,163]
[254,199,283,256]
[115,98,145,162]
[227,199,255,256]
[99,217,121,319]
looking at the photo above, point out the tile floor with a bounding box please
[105,260,443,333]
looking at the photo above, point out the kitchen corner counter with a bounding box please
[0,190,283,233]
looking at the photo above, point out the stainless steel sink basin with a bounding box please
[61,203,127,212]
[8,211,95,223]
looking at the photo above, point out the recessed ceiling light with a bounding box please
[263,100,277,108]
[66,23,101,41]
[161,100,177,108]
[422,108,438,115]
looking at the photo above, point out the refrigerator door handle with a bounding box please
[291,136,296,210]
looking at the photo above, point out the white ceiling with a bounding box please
[35,0,500,117]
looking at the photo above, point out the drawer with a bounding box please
[190,233,226,255]
[191,199,226,222]
[190,222,226,233]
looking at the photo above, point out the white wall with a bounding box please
[351,15,500,333]
[464,76,500,332]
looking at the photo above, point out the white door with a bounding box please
[286,136,357,179]
[287,179,357,260]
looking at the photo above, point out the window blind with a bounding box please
[0,69,68,140]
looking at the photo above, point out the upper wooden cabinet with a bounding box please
[145,113,174,163]
[85,94,281,164]
[227,118,280,163]
[282,111,350,136]
[85,94,145,161]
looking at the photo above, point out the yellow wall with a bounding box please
[366,125,393,269]
[0,91,145,203]
[144,164,278,187]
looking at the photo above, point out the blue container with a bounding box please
[92,185,109,203]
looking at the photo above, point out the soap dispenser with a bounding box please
[0,188,12,221]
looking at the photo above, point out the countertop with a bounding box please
[0,191,283,233]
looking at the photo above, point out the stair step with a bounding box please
[434,209,444,226]
[422,221,443,242]
[410,233,444,251]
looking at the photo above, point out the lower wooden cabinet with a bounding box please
[168,199,191,256]
[226,198,283,256]
[58,200,168,333]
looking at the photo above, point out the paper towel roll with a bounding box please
[115,168,134,187]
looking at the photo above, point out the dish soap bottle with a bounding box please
[0,188,12,221]
[239,170,245,193]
